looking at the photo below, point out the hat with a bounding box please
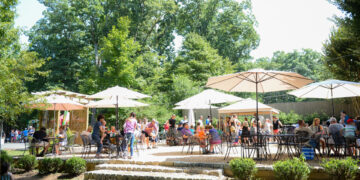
[347,119,354,124]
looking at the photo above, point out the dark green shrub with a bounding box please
[229,158,257,180]
[0,150,13,164]
[38,158,64,174]
[64,157,86,175]
[16,155,37,171]
[321,158,358,180]
[273,156,310,180]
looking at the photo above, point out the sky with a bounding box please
[15,0,343,60]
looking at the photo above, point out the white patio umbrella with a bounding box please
[174,103,218,126]
[87,96,149,108]
[89,86,151,129]
[288,79,360,116]
[28,95,85,134]
[88,86,151,99]
[206,68,313,158]
[175,89,242,121]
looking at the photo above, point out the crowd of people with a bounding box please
[7,127,35,143]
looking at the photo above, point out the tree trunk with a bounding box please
[95,43,101,67]
[352,97,360,116]
[0,119,3,150]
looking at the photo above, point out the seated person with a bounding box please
[328,117,343,154]
[81,126,93,141]
[241,121,250,144]
[341,119,358,155]
[309,118,326,152]
[31,127,50,156]
[181,123,194,139]
[144,120,158,149]
[55,126,67,155]
[206,125,221,154]
[294,120,313,144]
[196,126,206,151]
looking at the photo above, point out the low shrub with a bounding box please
[273,155,310,180]
[0,150,13,164]
[64,157,86,175]
[38,158,63,175]
[229,158,257,180]
[321,158,358,180]
[16,155,37,171]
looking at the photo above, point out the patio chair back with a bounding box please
[295,130,310,143]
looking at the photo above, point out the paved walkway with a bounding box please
[1,143,27,150]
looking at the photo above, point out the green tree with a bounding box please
[174,33,233,85]
[177,0,259,63]
[28,0,87,92]
[99,17,141,88]
[0,0,45,149]
[323,0,360,114]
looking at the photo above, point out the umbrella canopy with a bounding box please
[88,86,151,99]
[206,68,313,93]
[288,79,360,116]
[173,103,218,110]
[206,68,312,159]
[28,95,85,110]
[218,98,279,115]
[87,97,149,108]
[175,89,242,106]
[288,79,360,99]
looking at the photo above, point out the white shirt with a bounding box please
[197,119,204,126]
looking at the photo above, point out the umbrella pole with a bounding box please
[209,100,212,124]
[53,103,56,136]
[256,73,260,159]
[331,85,335,117]
[116,95,119,130]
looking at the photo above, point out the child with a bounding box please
[196,126,207,153]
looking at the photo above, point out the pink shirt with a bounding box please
[124,118,137,133]
[145,122,158,134]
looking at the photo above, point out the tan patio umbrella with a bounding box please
[28,95,85,134]
[206,68,313,158]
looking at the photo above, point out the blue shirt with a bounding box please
[23,130,28,137]
[205,119,210,125]
[92,121,101,136]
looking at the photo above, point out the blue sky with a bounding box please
[15,0,343,60]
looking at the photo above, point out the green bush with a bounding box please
[273,156,310,180]
[321,158,358,180]
[16,155,37,171]
[303,112,328,124]
[229,158,257,180]
[279,110,302,124]
[0,150,13,164]
[64,157,86,175]
[38,158,64,174]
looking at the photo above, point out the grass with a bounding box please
[5,150,29,157]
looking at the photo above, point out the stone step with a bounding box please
[95,164,223,177]
[84,169,222,180]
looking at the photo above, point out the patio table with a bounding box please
[267,134,299,160]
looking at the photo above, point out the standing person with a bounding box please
[10,130,15,143]
[123,112,137,159]
[28,126,35,137]
[144,119,158,149]
[272,116,283,135]
[55,126,67,155]
[22,128,28,143]
[197,116,204,127]
[92,115,105,158]
[340,111,349,125]
[168,114,177,139]
[205,116,211,125]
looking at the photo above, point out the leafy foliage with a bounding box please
[174,33,233,85]
[38,158,64,174]
[229,158,257,180]
[321,158,359,180]
[278,111,302,125]
[273,155,310,180]
[0,150,13,164]
[64,157,86,175]
[16,155,37,171]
